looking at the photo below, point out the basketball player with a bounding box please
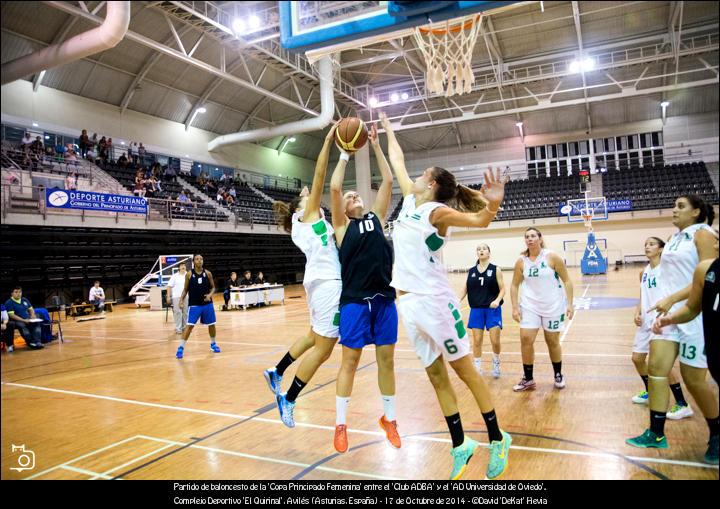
[510,228,574,392]
[630,237,691,418]
[330,121,400,453]
[627,196,718,463]
[176,254,220,359]
[264,123,343,428]
[382,112,511,480]
[460,244,505,377]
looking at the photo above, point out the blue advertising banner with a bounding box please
[558,199,632,215]
[46,188,148,215]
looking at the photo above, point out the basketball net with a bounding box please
[413,14,482,97]
[582,212,594,231]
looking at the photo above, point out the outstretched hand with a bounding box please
[379,111,392,132]
[300,186,310,197]
[479,167,509,210]
[324,119,341,142]
[369,122,379,146]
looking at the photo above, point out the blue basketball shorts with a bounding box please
[187,302,216,326]
[467,306,503,330]
[339,295,398,349]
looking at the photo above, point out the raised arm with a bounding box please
[330,149,351,246]
[550,253,575,319]
[369,123,393,226]
[510,258,524,322]
[379,112,413,196]
[304,122,339,223]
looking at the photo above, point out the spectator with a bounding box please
[98,136,108,163]
[106,138,113,160]
[164,164,176,181]
[138,142,146,166]
[225,192,234,207]
[118,152,130,168]
[4,286,44,349]
[21,132,33,152]
[130,142,139,165]
[65,172,78,191]
[54,141,67,160]
[89,133,98,159]
[216,190,224,204]
[240,270,254,287]
[79,129,90,158]
[1,303,15,352]
[44,144,55,160]
[223,271,240,309]
[133,172,145,197]
[89,280,106,313]
[31,136,44,156]
[65,144,78,163]
[166,263,189,334]
[228,186,237,199]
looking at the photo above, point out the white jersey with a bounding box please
[291,209,341,287]
[519,249,566,316]
[660,223,716,312]
[639,263,662,329]
[391,194,451,295]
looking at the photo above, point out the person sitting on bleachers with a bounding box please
[225,192,235,207]
[5,286,43,350]
[133,172,145,197]
[117,152,130,168]
[1,303,16,353]
[65,172,78,191]
[89,280,106,313]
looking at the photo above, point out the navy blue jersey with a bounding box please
[188,269,211,306]
[703,259,719,347]
[339,212,395,305]
[466,263,503,308]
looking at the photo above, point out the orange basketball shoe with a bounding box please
[334,424,348,453]
[379,416,401,449]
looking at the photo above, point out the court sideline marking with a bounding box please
[3,381,714,471]
[561,284,590,344]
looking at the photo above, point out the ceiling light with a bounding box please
[32,122,39,127]
[660,101,670,107]
[582,57,595,71]
[569,60,580,73]
[516,122,523,127]
[368,97,378,108]
[249,15,261,29]
[197,107,207,113]
[390,93,399,102]
[232,18,246,33]
[401,92,409,100]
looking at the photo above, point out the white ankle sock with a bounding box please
[381,395,396,421]
[336,396,350,425]
[179,340,187,348]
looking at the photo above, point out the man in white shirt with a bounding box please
[89,281,106,313]
[166,263,189,334]
[21,132,33,151]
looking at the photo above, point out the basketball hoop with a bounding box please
[413,14,482,97]
[582,213,593,230]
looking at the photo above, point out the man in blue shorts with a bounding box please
[176,254,221,359]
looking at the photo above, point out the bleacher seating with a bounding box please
[602,162,718,211]
[0,224,306,307]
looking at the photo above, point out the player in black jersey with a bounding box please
[329,123,401,453]
[176,254,220,359]
[654,255,720,465]
[460,244,505,378]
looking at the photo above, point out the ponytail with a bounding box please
[430,166,487,212]
[273,196,303,233]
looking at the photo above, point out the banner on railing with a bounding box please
[558,199,632,215]
[46,188,148,215]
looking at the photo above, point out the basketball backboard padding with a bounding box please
[280,1,520,53]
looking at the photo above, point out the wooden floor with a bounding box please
[2,267,718,480]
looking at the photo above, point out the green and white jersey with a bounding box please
[519,249,566,316]
[661,223,716,312]
[390,194,451,295]
[639,263,662,329]
[291,209,341,287]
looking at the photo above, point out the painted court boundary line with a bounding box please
[4,382,713,472]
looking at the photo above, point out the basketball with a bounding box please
[335,117,368,153]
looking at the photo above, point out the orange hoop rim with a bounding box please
[418,14,481,35]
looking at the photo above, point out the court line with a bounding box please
[560,284,590,344]
[5,382,713,471]
[23,435,143,480]
[97,443,177,478]
[60,465,114,479]
[136,435,399,480]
